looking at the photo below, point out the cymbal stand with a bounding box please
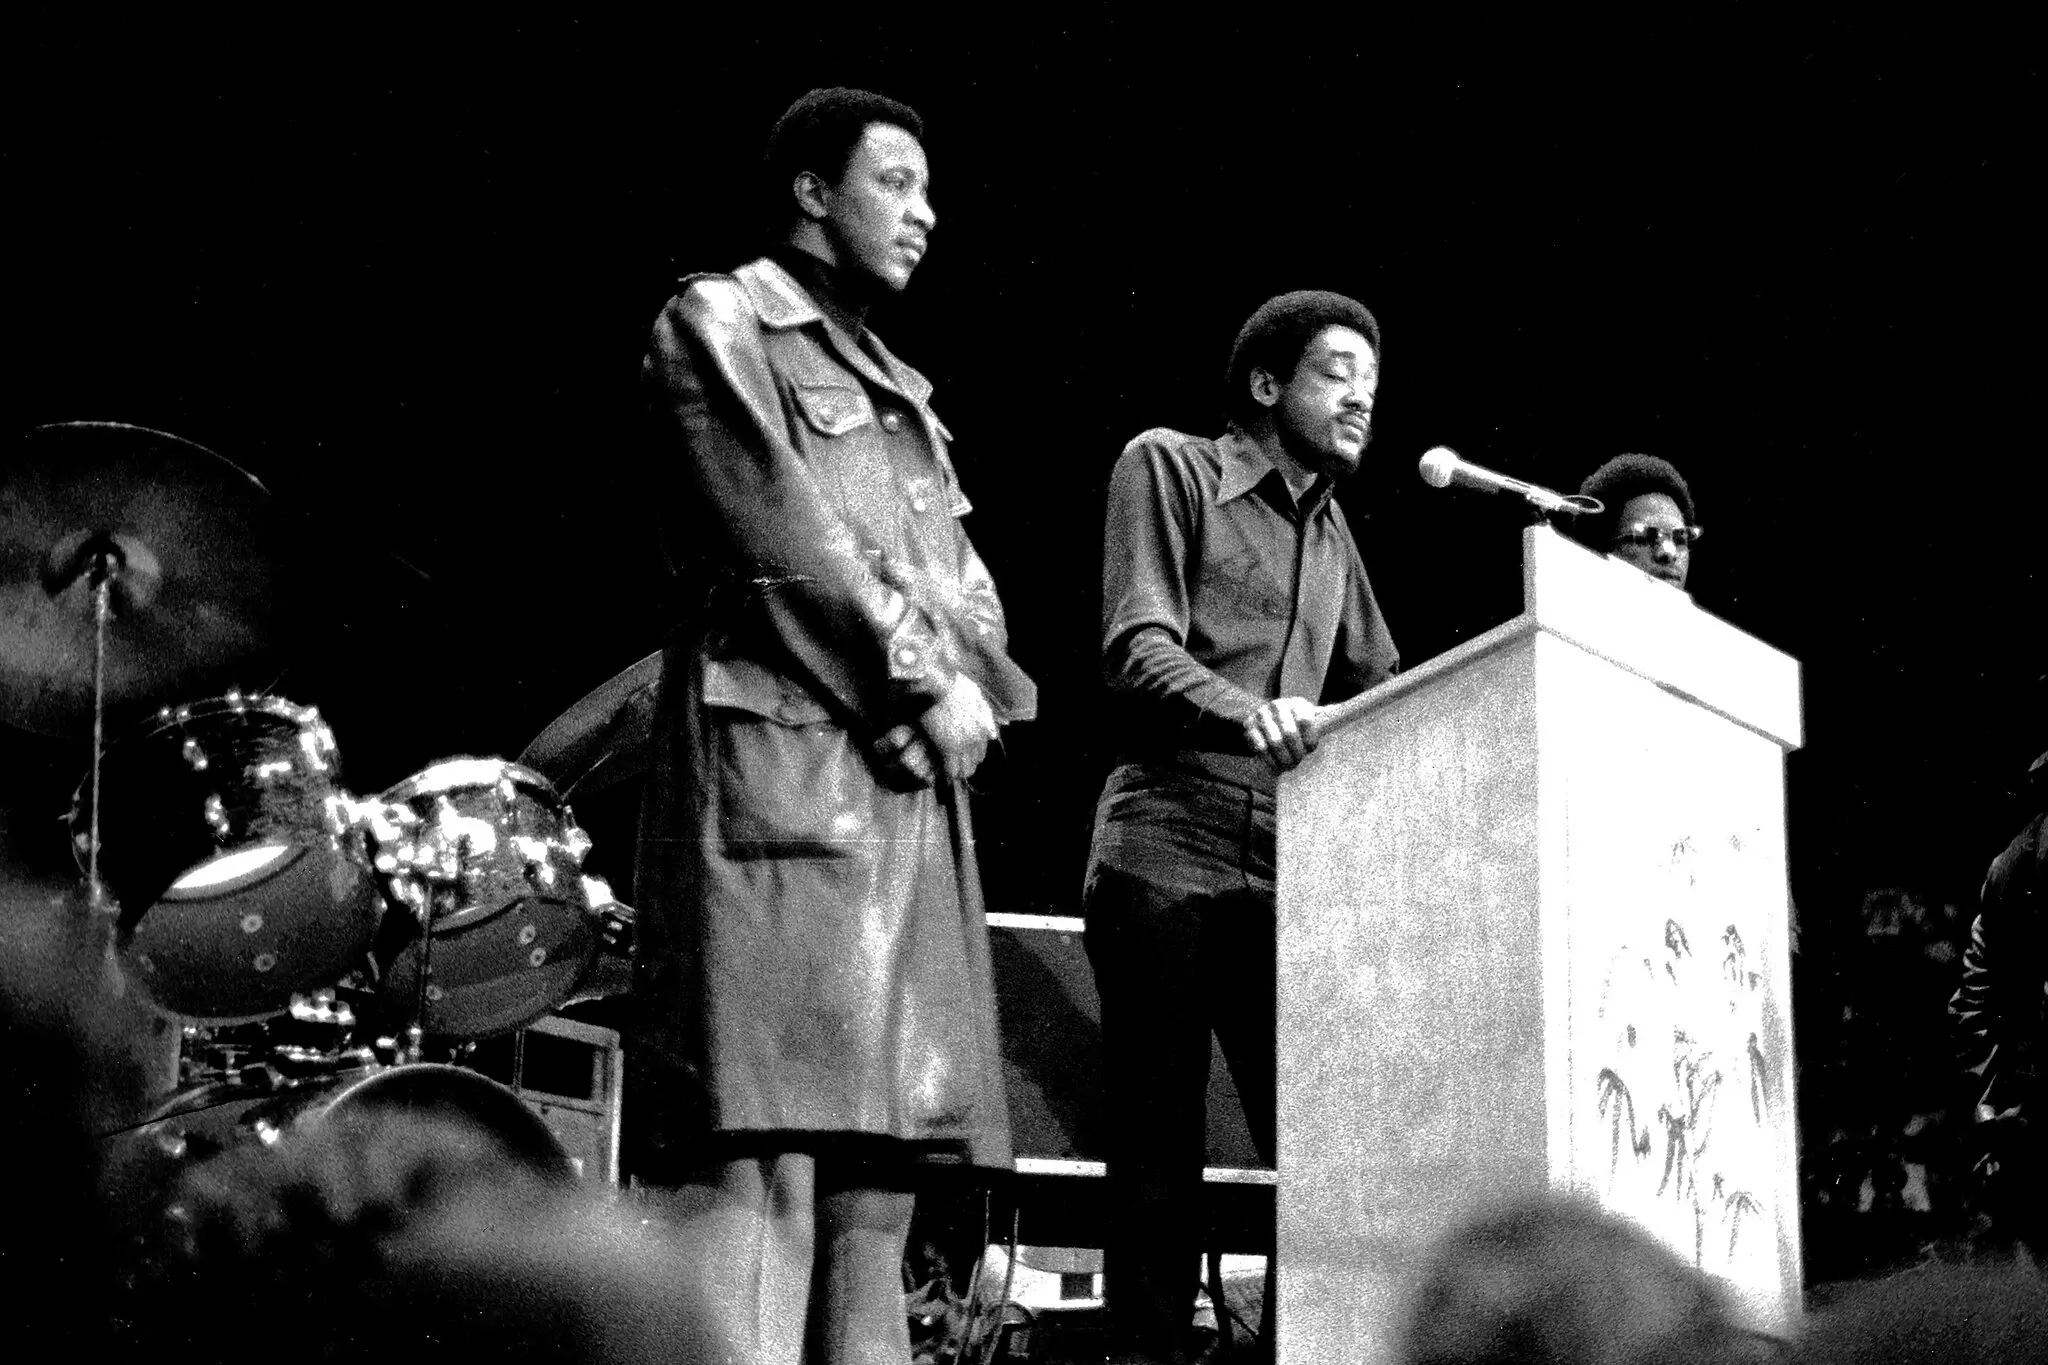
[82,535,124,917]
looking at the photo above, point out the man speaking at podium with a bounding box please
[1083,291,1401,1363]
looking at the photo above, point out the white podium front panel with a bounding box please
[1542,632,1803,1331]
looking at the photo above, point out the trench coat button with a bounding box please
[896,647,918,665]
[910,495,928,513]
[880,411,904,433]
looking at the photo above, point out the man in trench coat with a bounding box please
[631,87,1036,1364]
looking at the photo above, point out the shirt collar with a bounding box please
[1216,430,1334,520]
[1216,430,1277,505]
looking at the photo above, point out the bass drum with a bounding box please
[299,1063,578,1181]
[99,1062,579,1347]
[104,1061,577,1211]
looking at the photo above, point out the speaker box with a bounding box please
[466,1013,623,1184]
[989,915,1274,1253]
[991,914,1265,1169]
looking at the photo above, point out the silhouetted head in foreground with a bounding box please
[1792,1262,2048,1364]
[1402,1194,1774,1365]
[112,1102,730,1362]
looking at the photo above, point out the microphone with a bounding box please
[1417,447,1601,518]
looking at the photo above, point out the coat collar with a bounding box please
[734,255,934,408]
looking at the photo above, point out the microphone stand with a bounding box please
[1522,493,1603,527]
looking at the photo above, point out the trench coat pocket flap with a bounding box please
[701,656,860,862]
[701,657,834,727]
[794,382,874,437]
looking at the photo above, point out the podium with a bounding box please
[1276,525,1804,1363]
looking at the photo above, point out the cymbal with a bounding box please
[518,650,663,797]
[0,422,290,736]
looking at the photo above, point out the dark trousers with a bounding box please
[1084,862,1277,1363]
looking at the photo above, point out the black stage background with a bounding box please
[8,11,2041,1039]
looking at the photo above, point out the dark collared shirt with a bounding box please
[1100,427,1399,793]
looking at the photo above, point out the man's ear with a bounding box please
[793,170,832,222]
[1248,366,1283,410]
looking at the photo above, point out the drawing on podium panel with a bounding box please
[1587,825,1792,1293]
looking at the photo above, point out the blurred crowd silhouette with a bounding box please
[0,983,729,1362]
[1402,1194,2046,1365]
[7,732,2048,1362]
[6,935,2048,1362]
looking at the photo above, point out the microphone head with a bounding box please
[1418,446,1461,489]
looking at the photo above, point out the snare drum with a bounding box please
[371,758,597,1039]
[74,694,384,1022]
[175,988,367,1088]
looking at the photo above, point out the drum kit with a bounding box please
[1,421,643,1185]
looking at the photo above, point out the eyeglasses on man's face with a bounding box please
[1612,524,1703,551]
